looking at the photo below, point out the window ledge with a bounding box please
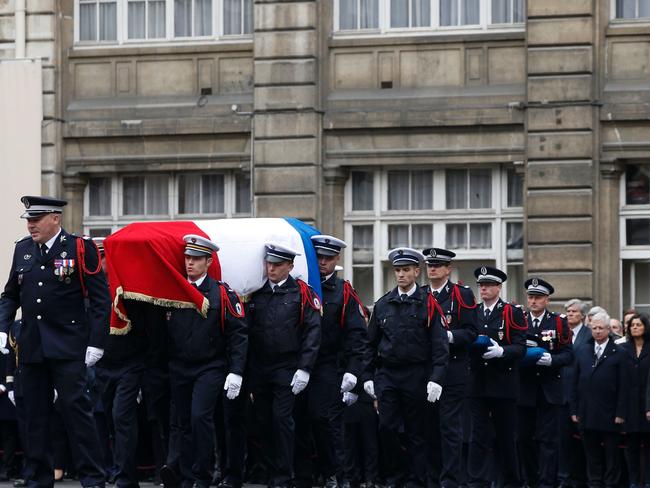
[69,38,253,58]
[607,20,650,37]
[329,28,525,48]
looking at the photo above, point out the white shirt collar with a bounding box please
[572,323,583,343]
[431,280,448,295]
[322,272,335,283]
[270,278,288,289]
[595,338,609,354]
[188,274,207,287]
[530,311,545,321]
[399,283,418,297]
[43,228,62,251]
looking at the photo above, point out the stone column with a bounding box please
[525,0,597,307]
[321,167,347,236]
[62,175,85,233]
[598,161,623,313]
[252,0,321,223]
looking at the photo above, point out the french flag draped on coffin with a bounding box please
[104,217,322,334]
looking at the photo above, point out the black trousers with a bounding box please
[250,371,296,487]
[0,418,19,476]
[624,432,650,486]
[294,365,344,486]
[467,397,520,488]
[22,359,106,488]
[376,364,428,488]
[142,363,172,478]
[96,361,144,488]
[343,399,379,484]
[438,382,466,488]
[581,430,621,488]
[169,359,225,488]
[221,384,248,487]
[517,401,560,488]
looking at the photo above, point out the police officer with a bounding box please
[161,235,247,488]
[293,235,369,488]
[0,196,109,488]
[247,243,321,488]
[467,266,526,488]
[365,247,449,488]
[517,278,573,488]
[421,248,478,488]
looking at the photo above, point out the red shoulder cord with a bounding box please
[297,279,321,326]
[341,281,368,329]
[450,284,477,322]
[76,238,103,298]
[220,285,245,333]
[503,303,528,344]
[556,315,572,345]
[427,292,449,329]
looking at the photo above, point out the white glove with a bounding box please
[8,391,14,406]
[0,332,8,355]
[0,385,5,394]
[363,380,376,399]
[224,373,243,400]
[342,392,358,406]
[427,381,443,403]
[84,346,104,367]
[340,372,357,393]
[291,369,310,395]
[536,352,552,367]
[482,339,504,359]
[447,330,454,344]
[136,389,142,404]
[53,389,58,403]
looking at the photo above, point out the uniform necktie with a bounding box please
[273,285,280,293]
[432,290,439,299]
[40,243,48,256]
[190,282,198,289]
[484,308,490,319]
[401,294,408,302]
[533,318,539,331]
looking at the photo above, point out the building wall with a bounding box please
[3,0,650,313]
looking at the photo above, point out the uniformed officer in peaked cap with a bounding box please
[466,266,527,488]
[160,235,247,488]
[421,248,478,488]
[517,278,572,488]
[366,247,448,488]
[292,235,369,488]
[0,196,110,488]
[245,242,321,488]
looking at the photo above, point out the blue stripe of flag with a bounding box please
[284,217,322,299]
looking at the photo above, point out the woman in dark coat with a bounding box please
[625,313,650,488]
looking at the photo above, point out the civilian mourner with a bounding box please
[0,196,110,488]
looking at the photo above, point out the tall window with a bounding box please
[76,0,252,43]
[339,0,379,29]
[79,0,117,41]
[335,0,525,32]
[615,0,650,19]
[344,166,524,304]
[621,163,650,314]
[84,172,252,235]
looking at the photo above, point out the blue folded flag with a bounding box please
[469,335,493,357]
[521,347,546,367]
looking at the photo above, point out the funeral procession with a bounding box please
[1,1,650,488]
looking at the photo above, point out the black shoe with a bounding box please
[160,465,181,488]
[324,476,339,488]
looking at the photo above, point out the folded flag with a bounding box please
[521,347,546,367]
[468,335,493,357]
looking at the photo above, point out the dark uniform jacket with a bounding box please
[570,338,628,432]
[367,286,449,384]
[518,310,573,407]
[424,281,478,386]
[247,275,321,374]
[166,276,248,374]
[561,324,591,404]
[0,229,110,363]
[319,273,369,378]
[468,299,527,400]
[623,341,650,433]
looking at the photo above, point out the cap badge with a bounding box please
[532,278,539,287]
[481,266,487,275]
[24,254,31,260]
[431,249,437,257]
[24,199,30,209]
[325,239,330,243]
[398,250,404,255]
[191,238,197,243]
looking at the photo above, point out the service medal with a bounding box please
[24,254,31,260]
[498,331,504,340]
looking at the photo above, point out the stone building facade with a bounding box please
[1,0,650,314]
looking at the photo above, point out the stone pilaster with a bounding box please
[525,0,596,306]
[252,0,320,222]
[62,175,85,233]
